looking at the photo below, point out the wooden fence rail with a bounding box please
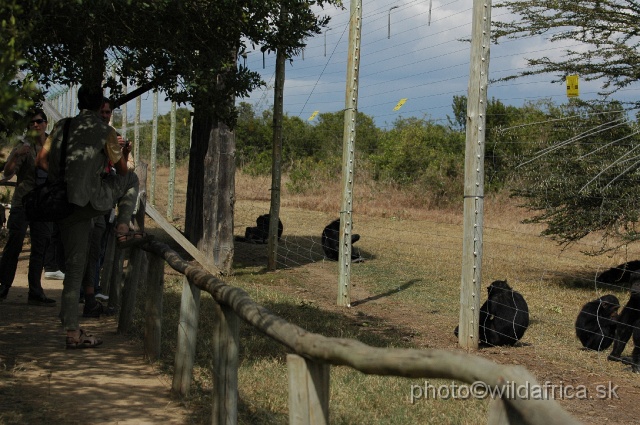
[123,238,582,425]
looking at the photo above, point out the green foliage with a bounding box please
[313,111,381,159]
[370,117,465,195]
[0,0,38,141]
[243,150,273,177]
[134,107,192,165]
[235,105,382,173]
[510,99,640,251]
[447,95,526,190]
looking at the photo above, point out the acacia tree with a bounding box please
[493,0,640,101]
[509,100,640,252]
[492,0,640,251]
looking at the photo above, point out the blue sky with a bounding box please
[233,0,640,129]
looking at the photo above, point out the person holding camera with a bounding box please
[36,85,144,348]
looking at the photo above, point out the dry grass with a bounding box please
[138,164,640,425]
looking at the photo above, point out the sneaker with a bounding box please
[44,270,65,280]
[83,301,104,318]
[27,293,56,307]
[95,292,109,301]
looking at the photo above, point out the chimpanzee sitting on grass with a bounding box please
[575,294,620,351]
[608,280,640,372]
[454,280,529,346]
[244,214,283,244]
[321,218,363,262]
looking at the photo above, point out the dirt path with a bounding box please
[0,256,188,425]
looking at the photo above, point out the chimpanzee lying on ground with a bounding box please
[596,260,640,285]
[608,281,640,372]
[243,214,283,244]
[321,218,363,262]
[575,295,620,351]
[454,280,529,346]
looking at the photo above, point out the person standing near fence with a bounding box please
[36,85,144,348]
[0,110,56,306]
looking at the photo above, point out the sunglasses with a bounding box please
[30,119,46,124]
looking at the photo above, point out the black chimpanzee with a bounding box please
[244,214,283,244]
[608,280,640,364]
[574,295,620,351]
[455,280,529,346]
[596,260,640,285]
[321,218,363,262]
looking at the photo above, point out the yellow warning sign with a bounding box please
[308,110,319,121]
[566,75,579,98]
[393,98,408,111]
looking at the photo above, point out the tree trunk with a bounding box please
[185,99,235,274]
[184,106,211,244]
[203,119,235,274]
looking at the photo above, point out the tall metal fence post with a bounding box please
[458,0,492,349]
[337,0,362,307]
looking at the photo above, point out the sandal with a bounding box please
[115,230,153,248]
[66,329,103,349]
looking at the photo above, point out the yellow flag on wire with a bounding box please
[308,110,319,121]
[394,98,408,111]
[566,75,579,98]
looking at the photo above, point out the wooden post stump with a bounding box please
[144,253,165,361]
[212,302,239,424]
[172,275,201,395]
[118,246,147,333]
[287,354,330,425]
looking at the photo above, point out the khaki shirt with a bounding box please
[43,110,122,211]
[6,139,40,208]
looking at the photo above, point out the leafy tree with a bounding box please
[448,95,523,190]
[312,111,380,160]
[235,102,272,167]
[492,0,640,250]
[132,107,192,165]
[493,0,640,103]
[511,100,640,252]
[0,0,41,140]
[371,117,465,202]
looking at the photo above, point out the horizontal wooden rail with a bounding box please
[140,239,580,425]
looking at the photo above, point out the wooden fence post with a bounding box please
[287,354,330,425]
[107,247,125,312]
[212,302,239,424]
[172,275,201,395]
[118,246,148,333]
[144,253,165,361]
[99,229,116,296]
